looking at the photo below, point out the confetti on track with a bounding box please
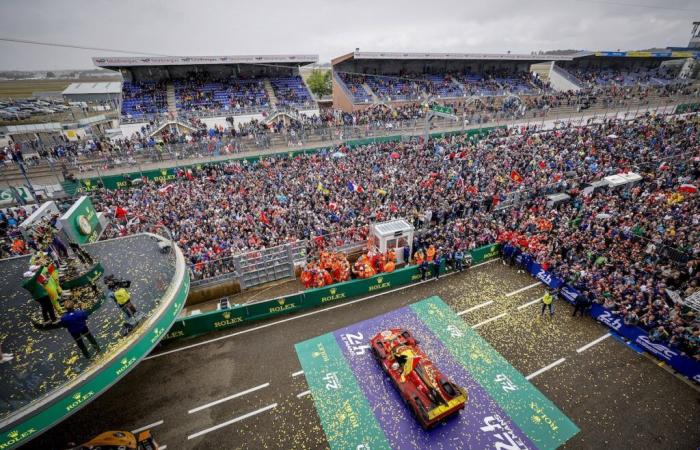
[0,234,177,422]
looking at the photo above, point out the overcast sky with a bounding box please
[0,0,697,70]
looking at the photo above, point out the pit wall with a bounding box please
[161,243,500,341]
[66,127,500,194]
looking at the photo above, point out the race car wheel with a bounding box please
[371,343,385,360]
[414,396,429,420]
[442,381,457,398]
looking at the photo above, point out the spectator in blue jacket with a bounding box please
[60,300,101,359]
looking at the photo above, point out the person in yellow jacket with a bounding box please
[541,289,555,318]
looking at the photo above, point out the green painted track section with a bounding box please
[412,297,579,450]
[295,333,391,450]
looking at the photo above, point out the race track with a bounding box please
[24,259,700,450]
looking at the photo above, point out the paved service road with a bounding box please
[24,260,700,449]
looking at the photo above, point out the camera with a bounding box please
[104,274,131,289]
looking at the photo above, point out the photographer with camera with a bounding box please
[105,275,137,319]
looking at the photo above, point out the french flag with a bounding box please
[348,181,363,193]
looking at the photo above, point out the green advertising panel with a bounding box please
[59,196,102,245]
[163,244,501,342]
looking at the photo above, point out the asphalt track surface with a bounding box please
[24,260,700,450]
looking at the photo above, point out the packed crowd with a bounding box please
[338,70,549,102]
[565,65,682,88]
[174,76,269,113]
[90,112,695,272]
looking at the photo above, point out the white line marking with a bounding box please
[131,420,163,434]
[188,383,270,414]
[472,313,507,329]
[187,403,277,440]
[296,390,311,398]
[291,370,304,377]
[576,333,612,353]
[457,300,494,316]
[525,358,567,380]
[517,296,544,310]
[146,258,502,360]
[506,282,542,297]
[160,446,167,450]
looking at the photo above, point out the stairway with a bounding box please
[450,76,467,94]
[166,82,177,115]
[264,79,278,108]
[530,62,553,85]
[362,83,380,102]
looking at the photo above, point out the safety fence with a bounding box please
[161,243,500,341]
[501,244,700,384]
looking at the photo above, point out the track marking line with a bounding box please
[188,382,270,414]
[472,312,507,329]
[160,446,167,450]
[517,296,544,310]
[187,403,277,440]
[457,300,494,316]
[576,333,612,353]
[506,282,542,297]
[292,370,304,377]
[146,258,502,360]
[525,358,566,380]
[296,390,311,398]
[131,420,163,434]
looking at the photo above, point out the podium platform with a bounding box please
[0,233,188,449]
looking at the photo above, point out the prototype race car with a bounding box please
[67,430,159,450]
[370,328,467,429]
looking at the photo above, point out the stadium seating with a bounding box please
[270,76,314,108]
[121,81,168,118]
[336,73,373,102]
[567,66,680,87]
[174,77,269,113]
[338,70,550,103]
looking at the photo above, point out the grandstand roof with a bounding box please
[332,51,573,65]
[62,81,122,95]
[93,54,318,69]
[578,50,699,59]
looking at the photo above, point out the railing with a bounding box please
[2,91,698,188]
[551,66,584,88]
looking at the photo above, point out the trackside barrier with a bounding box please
[65,127,503,194]
[161,243,501,342]
[675,103,700,114]
[501,244,700,384]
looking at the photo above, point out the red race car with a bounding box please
[370,328,467,429]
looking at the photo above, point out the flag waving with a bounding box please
[510,170,524,183]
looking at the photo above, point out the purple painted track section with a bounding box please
[332,306,535,450]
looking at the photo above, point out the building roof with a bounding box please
[332,51,573,65]
[92,54,318,69]
[62,81,122,95]
[373,219,414,237]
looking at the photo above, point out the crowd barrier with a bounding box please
[161,243,501,341]
[502,244,700,384]
[65,126,501,194]
[675,102,700,114]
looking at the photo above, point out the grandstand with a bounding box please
[331,50,696,111]
[331,51,568,111]
[93,54,319,128]
[553,51,693,90]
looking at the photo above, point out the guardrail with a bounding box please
[161,243,500,341]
